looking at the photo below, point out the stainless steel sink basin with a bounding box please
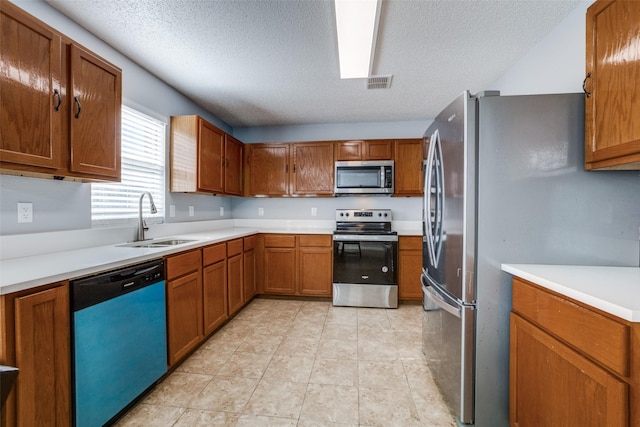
[118,239,197,248]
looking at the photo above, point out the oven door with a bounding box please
[332,234,398,308]
[333,234,397,285]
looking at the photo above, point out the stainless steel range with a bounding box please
[332,209,398,308]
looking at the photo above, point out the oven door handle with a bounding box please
[333,234,398,242]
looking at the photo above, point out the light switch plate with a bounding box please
[220,206,224,216]
[169,205,176,218]
[258,207,264,216]
[189,206,195,217]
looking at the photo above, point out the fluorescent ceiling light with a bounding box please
[335,0,381,79]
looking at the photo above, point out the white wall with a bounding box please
[490,0,592,95]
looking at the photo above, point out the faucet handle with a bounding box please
[142,219,149,231]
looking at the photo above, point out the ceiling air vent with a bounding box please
[367,75,392,89]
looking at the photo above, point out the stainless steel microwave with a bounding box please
[334,160,394,195]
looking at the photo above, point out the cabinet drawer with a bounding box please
[243,235,256,251]
[399,236,422,250]
[227,238,243,257]
[512,278,630,377]
[299,234,332,247]
[166,249,202,280]
[202,243,226,266]
[264,234,296,248]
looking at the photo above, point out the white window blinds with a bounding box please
[91,106,166,226]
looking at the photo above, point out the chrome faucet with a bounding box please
[137,191,157,241]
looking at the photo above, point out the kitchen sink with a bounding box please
[117,239,197,248]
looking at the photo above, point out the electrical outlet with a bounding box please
[220,206,224,216]
[258,207,264,216]
[311,207,317,217]
[189,206,195,217]
[169,205,176,218]
[17,202,33,223]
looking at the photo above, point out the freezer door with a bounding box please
[422,274,475,425]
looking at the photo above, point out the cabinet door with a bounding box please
[291,142,334,195]
[510,313,628,427]
[203,260,227,336]
[198,119,225,193]
[585,0,640,170]
[394,139,423,196]
[398,237,423,300]
[224,134,243,195]
[298,246,332,296]
[227,254,244,315]
[243,249,256,301]
[263,247,296,294]
[363,140,392,160]
[14,285,70,427]
[69,44,121,180]
[166,271,203,367]
[248,144,290,196]
[0,2,63,170]
[335,140,363,160]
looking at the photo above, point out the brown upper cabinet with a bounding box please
[335,139,392,160]
[170,115,243,195]
[245,142,334,196]
[584,0,640,170]
[393,138,423,196]
[0,1,122,182]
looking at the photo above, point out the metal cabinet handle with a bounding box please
[53,89,61,111]
[74,96,82,118]
[582,72,591,98]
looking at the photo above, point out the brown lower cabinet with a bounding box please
[398,236,423,301]
[510,277,639,426]
[227,239,244,315]
[298,235,332,296]
[0,282,71,427]
[259,234,332,297]
[202,242,228,336]
[166,249,203,367]
[166,236,257,367]
[243,236,256,301]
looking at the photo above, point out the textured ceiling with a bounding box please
[45,0,582,128]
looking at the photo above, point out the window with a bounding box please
[92,106,166,226]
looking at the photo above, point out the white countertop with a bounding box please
[0,219,420,296]
[502,264,640,323]
[0,228,261,295]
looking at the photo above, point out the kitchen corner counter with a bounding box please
[502,263,640,322]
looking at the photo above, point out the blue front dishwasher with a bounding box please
[71,259,167,427]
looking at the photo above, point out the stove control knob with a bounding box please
[382,266,389,273]
[345,213,349,217]
[384,213,388,217]
[339,213,344,217]
[378,213,382,217]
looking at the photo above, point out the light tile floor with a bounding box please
[115,299,455,426]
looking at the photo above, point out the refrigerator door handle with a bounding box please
[423,129,438,266]
[421,274,461,318]
[432,131,445,266]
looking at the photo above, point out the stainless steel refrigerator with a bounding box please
[420,91,640,426]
